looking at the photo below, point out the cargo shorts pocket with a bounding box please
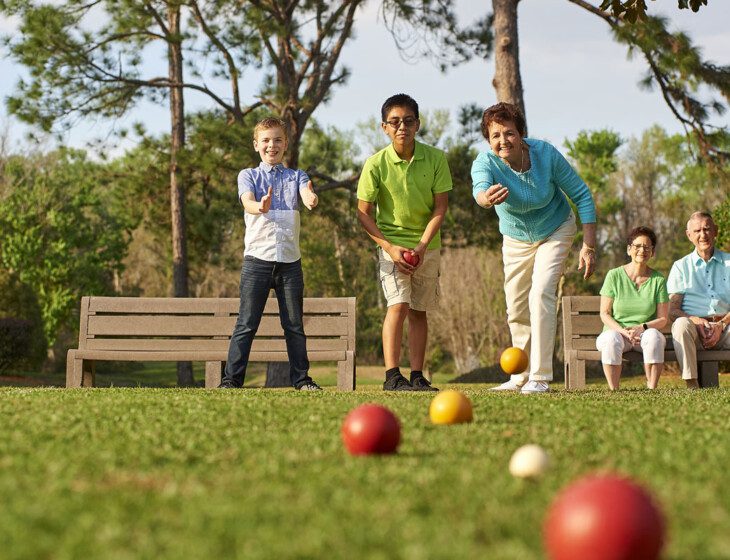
[379,260,399,298]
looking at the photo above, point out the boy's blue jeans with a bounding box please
[222,256,311,388]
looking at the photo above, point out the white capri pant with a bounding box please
[595,328,666,365]
[502,212,577,383]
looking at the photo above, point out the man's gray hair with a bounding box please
[687,211,715,230]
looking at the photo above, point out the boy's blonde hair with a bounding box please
[253,117,288,141]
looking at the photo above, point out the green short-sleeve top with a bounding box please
[599,266,669,331]
[357,141,453,249]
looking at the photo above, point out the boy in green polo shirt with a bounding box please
[356,93,453,391]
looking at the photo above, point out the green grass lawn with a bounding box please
[1,373,730,559]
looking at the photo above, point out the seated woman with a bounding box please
[596,227,669,390]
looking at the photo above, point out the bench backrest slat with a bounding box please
[85,338,348,352]
[87,315,348,337]
[78,296,356,352]
[86,296,354,315]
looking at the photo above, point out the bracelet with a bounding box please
[582,244,596,252]
[643,323,649,331]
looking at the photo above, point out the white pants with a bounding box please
[671,317,730,379]
[502,213,577,383]
[596,329,666,365]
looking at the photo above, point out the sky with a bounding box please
[0,0,728,157]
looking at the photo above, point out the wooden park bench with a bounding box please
[66,296,356,390]
[562,296,729,389]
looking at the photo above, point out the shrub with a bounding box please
[0,318,35,373]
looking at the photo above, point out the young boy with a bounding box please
[219,117,321,390]
[356,94,453,391]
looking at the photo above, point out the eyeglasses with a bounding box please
[629,244,653,251]
[384,118,418,129]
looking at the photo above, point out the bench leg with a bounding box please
[81,360,95,387]
[205,361,224,389]
[337,351,356,391]
[699,361,719,388]
[66,351,81,387]
[566,353,586,390]
[67,352,95,387]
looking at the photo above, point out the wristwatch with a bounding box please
[642,323,649,331]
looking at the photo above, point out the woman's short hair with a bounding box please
[627,226,658,248]
[481,102,527,140]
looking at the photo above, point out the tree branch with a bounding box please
[188,0,243,120]
[306,169,360,192]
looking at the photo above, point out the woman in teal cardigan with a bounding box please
[471,102,596,394]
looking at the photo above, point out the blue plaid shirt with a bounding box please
[237,162,310,262]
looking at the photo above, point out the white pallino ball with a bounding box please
[509,444,550,479]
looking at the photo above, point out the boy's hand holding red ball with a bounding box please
[402,250,419,267]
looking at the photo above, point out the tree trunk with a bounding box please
[282,111,303,169]
[168,4,194,387]
[265,362,291,387]
[492,0,527,127]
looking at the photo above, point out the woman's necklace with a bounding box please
[503,144,530,173]
[503,144,532,185]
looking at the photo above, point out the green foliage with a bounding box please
[0,318,34,372]
[2,1,154,132]
[299,121,384,361]
[600,0,709,22]
[299,120,361,180]
[0,149,129,348]
[563,125,727,296]
[109,110,263,296]
[714,196,730,250]
[608,13,730,165]
[0,270,46,369]
[1,385,729,558]
[442,143,501,249]
[565,129,624,271]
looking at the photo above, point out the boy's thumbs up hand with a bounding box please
[260,186,273,213]
[301,180,318,210]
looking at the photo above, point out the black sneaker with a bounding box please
[383,373,413,391]
[411,375,438,392]
[218,380,239,389]
[297,381,322,391]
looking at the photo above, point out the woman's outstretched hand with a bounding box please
[578,245,595,279]
[478,184,509,207]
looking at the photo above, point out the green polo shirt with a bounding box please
[357,141,453,249]
[599,266,669,331]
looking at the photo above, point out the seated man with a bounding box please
[668,212,730,389]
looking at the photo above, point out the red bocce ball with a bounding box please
[341,404,401,455]
[402,251,419,266]
[544,474,665,560]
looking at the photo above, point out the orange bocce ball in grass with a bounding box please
[429,390,473,424]
[500,347,528,375]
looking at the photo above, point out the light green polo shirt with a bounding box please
[599,266,669,331]
[357,141,453,249]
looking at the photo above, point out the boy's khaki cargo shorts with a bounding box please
[377,248,441,311]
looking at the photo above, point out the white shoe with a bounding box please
[521,380,550,394]
[490,379,524,392]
